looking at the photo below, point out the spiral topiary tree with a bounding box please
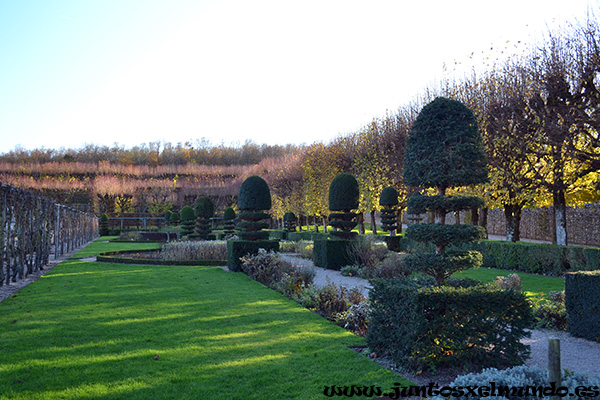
[328,173,359,240]
[404,97,488,285]
[227,176,279,271]
[194,196,215,239]
[283,212,297,232]
[379,186,399,236]
[222,207,236,236]
[99,213,110,236]
[180,206,196,237]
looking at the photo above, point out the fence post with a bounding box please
[548,337,561,400]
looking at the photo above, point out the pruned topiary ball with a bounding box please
[223,207,236,220]
[379,186,399,206]
[194,196,215,219]
[328,173,359,211]
[238,176,272,211]
[180,206,195,221]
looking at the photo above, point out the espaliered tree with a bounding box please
[379,187,399,236]
[404,97,488,285]
[180,206,196,237]
[328,173,359,239]
[283,212,297,232]
[222,207,236,236]
[194,196,215,239]
[237,176,272,241]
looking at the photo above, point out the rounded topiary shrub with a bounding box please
[237,176,272,241]
[180,206,196,237]
[169,211,180,226]
[223,207,236,235]
[379,186,398,236]
[164,210,172,224]
[283,212,297,232]
[328,173,359,239]
[194,196,215,239]
[238,175,272,211]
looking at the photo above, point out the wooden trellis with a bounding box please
[0,184,98,287]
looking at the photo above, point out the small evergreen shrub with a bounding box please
[164,210,172,224]
[99,214,109,236]
[180,206,196,237]
[222,207,236,235]
[566,271,600,342]
[194,196,215,239]
[379,186,399,236]
[169,211,180,226]
[431,365,600,400]
[367,278,534,371]
[283,212,297,232]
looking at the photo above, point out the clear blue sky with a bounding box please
[0,0,597,154]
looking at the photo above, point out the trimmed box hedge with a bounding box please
[566,271,600,342]
[226,240,280,272]
[367,278,534,371]
[313,238,354,270]
[399,237,600,275]
[96,250,227,266]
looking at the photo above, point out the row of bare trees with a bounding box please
[0,184,98,287]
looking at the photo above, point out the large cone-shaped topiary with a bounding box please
[379,186,399,236]
[404,97,488,285]
[328,173,359,239]
[237,176,272,241]
[194,196,215,239]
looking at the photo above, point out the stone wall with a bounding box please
[486,204,600,247]
[401,203,600,247]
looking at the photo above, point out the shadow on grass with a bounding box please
[1,260,410,400]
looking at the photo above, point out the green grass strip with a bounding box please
[1,240,410,399]
[455,267,565,301]
[70,236,162,259]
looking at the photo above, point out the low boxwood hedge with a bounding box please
[399,237,600,276]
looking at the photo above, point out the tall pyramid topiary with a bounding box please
[99,214,110,236]
[379,187,399,236]
[180,206,196,237]
[194,196,215,239]
[404,97,488,285]
[328,173,359,239]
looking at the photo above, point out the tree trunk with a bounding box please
[479,207,488,239]
[370,211,377,235]
[357,213,365,234]
[322,215,328,233]
[396,208,403,234]
[454,211,460,225]
[313,216,319,233]
[436,186,446,225]
[554,189,568,246]
[504,204,522,242]
[471,207,479,226]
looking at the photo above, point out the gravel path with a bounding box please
[280,253,600,381]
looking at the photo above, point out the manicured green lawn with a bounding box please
[0,240,410,399]
[454,267,565,301]
[70,236,162,259]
